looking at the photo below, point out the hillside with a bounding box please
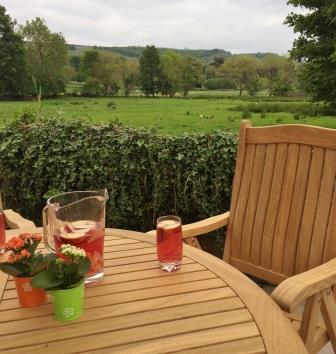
[67,44,232,62]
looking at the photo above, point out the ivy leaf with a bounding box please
[176,153,184,161]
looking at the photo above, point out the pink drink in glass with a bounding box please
[53,220,104,282]
[156,216,183,272]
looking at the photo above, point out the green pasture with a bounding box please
[0,95,335,134]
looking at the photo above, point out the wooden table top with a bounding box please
[0,228,307,354]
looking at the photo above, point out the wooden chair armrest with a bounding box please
[146,211,230,238]
[271,258,336,313]
[3,209,37,230]
[181,211,230,238]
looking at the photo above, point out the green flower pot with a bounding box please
[51,281,84,321]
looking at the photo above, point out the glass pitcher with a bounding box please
[43,189,109,285]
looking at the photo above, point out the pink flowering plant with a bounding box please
[0,233,54,277]
[32,244,90,290]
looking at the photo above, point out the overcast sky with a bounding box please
[2,0,298,54]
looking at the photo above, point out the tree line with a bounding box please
[1,1,336,107]
[62,45,300,98]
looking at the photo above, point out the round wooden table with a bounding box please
[0,228,307,353]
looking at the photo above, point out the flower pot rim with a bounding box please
[51,279,85,293]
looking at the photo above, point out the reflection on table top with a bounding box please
[0,228,307,353]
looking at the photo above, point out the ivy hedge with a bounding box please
[0,118,238,255]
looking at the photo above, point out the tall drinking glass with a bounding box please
[156,215,183,272]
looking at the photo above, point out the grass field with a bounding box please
[0,95,335,134]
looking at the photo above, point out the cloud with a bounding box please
[1,0,297,54]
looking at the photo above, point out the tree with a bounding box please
[94,52,121,96]
[70,55,81,71]
[211,56,225,68]
[159,51,183,97]
[180,55,203,97]
[118,58,139,97]
[69,55,81,81]
[260,54,296,96]
[21,18,70,96]
[286,1,336,106]
[81,77,103,96]
[206,57,226,79]
[139,45,161,96]
[79,50,99,81]
[218,55,261,96]
[0,5,27,97]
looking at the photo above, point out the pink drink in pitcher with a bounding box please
[45,190,108,285]
[54,220,104,279]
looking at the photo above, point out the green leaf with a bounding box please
[27,240,39,255]
[79,258,91,276]
[63,278,84,289]
[31,270,63,290]
[0,263,22,277]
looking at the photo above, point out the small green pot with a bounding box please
[51,281,84,321]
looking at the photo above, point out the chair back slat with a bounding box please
[282,144,312,276]
[295,147,325,274]
[260,143,288,270]
[307,149,336,270]
[240,144,267,262]
[250,143,278,266]
[225,121,336,284]
[323,176,336,263]
[271,144,300,273]
[230,144,256,259]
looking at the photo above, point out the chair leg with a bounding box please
[299,293,322,353]
[321,287,336,353]
[184,237,202,250]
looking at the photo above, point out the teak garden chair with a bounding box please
[0,194,37,231]
[148,120,336,353]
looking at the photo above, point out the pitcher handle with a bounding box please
[42,205,55,252]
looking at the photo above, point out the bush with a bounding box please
[230,102,335,116]
[81,78,103,96]
[107,101,116,109]
[0,119,238,255]
[241,108,251,119]
[203,78,236,90]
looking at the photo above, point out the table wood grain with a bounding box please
[0,228,307,354]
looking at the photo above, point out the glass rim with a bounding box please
[156,215,181,224]
[47,189,108,207]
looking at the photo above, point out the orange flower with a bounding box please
[7,253,15,264]
[32,233,42,242]
[0,232,45,277]
[20,249,31,258]
[19,233,32,241]
[8,253,23,263]
[5,237,25,251]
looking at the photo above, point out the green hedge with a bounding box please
[0,118,237,254]
[203,78,236,90]
[230,102,335,116]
